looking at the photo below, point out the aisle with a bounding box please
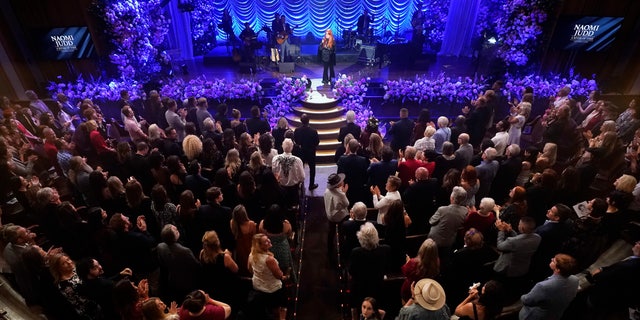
[294,165,343,320]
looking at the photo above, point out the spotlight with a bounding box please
[487,37,497,45]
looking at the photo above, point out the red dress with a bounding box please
[178,304,225,320]
[89,130,110,154]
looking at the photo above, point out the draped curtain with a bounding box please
[439,0,480,57]
[204,0,417,40]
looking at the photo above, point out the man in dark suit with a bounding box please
[156,224,201,303]
[185,160,212,203]
[490,144,523,203]
[494,216,541,295]
[357,9,372,36]
[294,114,320,190]
[338,110,362,142]
[367,146,398,194]
[338,139,371,206]
[388,108,415,155]
[403,167,438,235]
[532,204,573,281]
[585,240,640,318]
[126,142,155,194]
[245,105,271,135]
[339,202,382,264]
[195,187,235,251]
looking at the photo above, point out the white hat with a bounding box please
[414,278,446,311]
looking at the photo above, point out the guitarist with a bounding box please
[411,3,425,49]
[276,15,293,63]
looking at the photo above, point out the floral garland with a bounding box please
[159,76,263,102]
[96,0,170,80]
[383,72,598,106]
[47,76,146,102]
[333,74,372,128]
[190,0,218,56]
[384,75,484,104]
[264,76,309,127]
[422,0,450,48]
[493,0,552,66]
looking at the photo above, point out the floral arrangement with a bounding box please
[159,76,263,101]
[501,69,598,102]
[383,72,598,106]
[494,0,553,66]
[46,76,146,102]
[422,0,450,48]
[384,74,484,104]
[333,74,372,128]
[95,0,170,80]
[190,0,219,56]
[263,76,309,127]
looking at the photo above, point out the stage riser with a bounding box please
[287,117,346,130]
[293,106,344,120]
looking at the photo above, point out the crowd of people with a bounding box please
[328,85,640,319]
[0,82,638,320]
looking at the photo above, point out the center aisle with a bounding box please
[294,166,343,320]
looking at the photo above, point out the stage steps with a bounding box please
[288,83,345,163]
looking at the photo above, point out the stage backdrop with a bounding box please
[197,0,422,41]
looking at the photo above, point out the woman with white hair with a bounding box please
[348,222,391,320]
[338,110,362,143]
[433,116,451,154]
[463,197,497,237]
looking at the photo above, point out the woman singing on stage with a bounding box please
[319,29,336,85]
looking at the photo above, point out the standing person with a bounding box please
[388,108,415,155]
[324,173,350,258]
[165,99,187,142]
[319,29,336,85]
[248,234,289,320]
[277,15,292,63]
[271,138,305,206]
[245,105,270,136]
[396,278,450,320]
[339,110,362,143]
[508,102,531,147]
[294,114,320,190]
[519,253,579,320]
[357,9,373,37]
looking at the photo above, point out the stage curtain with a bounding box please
[439,0,480,57]
[198,0,419,40]
[168,0,194,60]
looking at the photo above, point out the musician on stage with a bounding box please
[239,22,257,61]
[357,9,373,36]
[411,3,426,49]
[319,29,336,85]
[271,13,282,63]
[219,8,236,43]
[276,15,293,63]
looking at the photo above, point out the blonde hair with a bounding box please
[250,233,273,265]
[424,126,436,138]
[415,238,439,278]
[182,135,203,161]
[225,148,241,175]
[615,174,637,193]
[200,230,223,264]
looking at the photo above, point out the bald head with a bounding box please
[415,167,429,180]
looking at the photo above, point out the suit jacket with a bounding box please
[388,118,415,152]
[520,274,579,320]
[157,242,201,300]
[428,204,467,248]
[403,178,438,234]
[494,231,541,277]
[338,123,362,142]
[165,110,186,141]
[293,125,320,161]
[367,159,398,192]
[588,255,640,309]
[490,155,522,203]
[196,203,235,250]
[338,154,371,204]
[246,117,271,135]
[475,160,499,204]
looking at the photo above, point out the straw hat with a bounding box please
[413,278,446,311]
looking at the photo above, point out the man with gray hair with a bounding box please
[454,133,474,166]
[428,186,468,261]
[272,138,305,206]
[338,110,362,143]
[475,147,499,206]
[340,202,382,264]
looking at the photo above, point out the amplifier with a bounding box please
[358,45,376,65]
[278,62,295,73]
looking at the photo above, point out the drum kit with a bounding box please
[343,28,379,50]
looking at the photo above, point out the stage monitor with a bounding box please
[33,26,96,60]
[551,16,624,52]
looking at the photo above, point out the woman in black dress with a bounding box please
[319,29,336,85]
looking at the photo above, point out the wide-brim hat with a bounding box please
[414,278,446,311]
[327,173,345,189]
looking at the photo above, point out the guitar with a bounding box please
[276,25,298,45]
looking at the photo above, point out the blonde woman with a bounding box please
[400,238,440,303]
[230,204,257,276]
[249,233,289,320]
[508,101,531,146]
[224,148,243,181]
[200,230,239,306]
[182,135,203,161]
